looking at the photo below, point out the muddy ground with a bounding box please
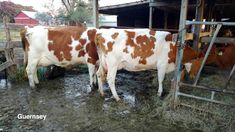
[0,67,234,131]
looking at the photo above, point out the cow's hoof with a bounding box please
[29,83,35,88]
[30,85,37,89]
[100,92,105,97]
[157,92,162,97]
[115,97,121,102]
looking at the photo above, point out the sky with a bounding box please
[0,0,140,12]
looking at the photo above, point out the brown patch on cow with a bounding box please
[182,44,201,63]
[125,30,136,47]
[149,30,156,36]
[96,33,106,54]
[107,42,114,52]
[165,34,172,41]
[48,26,86,61]
[75,39,87,57]
[86,29,99,65]
[111,32,119,39]
[168,43,202,64]
[168,43,177,63]
[139,59,147,65]
[20,28,29,51]
[96,33,114,54]
[78,50,85,57]
[125,30,155,64]
[213,44,235,69]
[76,45,82,51]
[79,39,87,46]
[123,47,129,53]
[188,58,203,78]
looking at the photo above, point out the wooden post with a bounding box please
[193,0,205,51]
[93,0,99,28]
[3,16,15,74]
[3,16,11,47]
[3,16,12,62]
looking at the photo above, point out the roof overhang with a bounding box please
[99,1,149,15]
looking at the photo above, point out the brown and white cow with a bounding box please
[95,29,200,101]
[21,26,99,88]
[185,44,235,77]
[207,44,235,69]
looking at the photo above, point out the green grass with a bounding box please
[8,67,27,83]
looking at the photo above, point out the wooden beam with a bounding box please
[10,41,22,48]
[201,37,235,44]
[0,41,22,51]
[185,32,210,40]
[0,61,14,71]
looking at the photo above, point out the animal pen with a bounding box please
[172,0,235,107]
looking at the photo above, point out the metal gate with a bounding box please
[172,0,235,107]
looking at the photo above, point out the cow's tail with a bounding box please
[20,26,30,77]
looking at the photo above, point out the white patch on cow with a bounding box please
[70,38,86,64]
[48,40,53,44]
[184,63,192,73]
[166,63,176,73]
[218,51,223,56]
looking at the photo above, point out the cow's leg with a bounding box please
[23,51,28,77]
[88,63,97,88]
[107,66,120,101]
[93,65,98,87]
[157,65,167,97]
[26,61,38,88]
[33,67,39,84]
[96,65,105,96]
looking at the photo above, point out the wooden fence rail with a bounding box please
[0,16,24,72]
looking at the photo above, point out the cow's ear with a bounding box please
[184,63,192,73]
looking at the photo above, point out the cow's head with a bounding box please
[182,57,208,79]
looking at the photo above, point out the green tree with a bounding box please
[60,0,92,24]
[35,12,52,24]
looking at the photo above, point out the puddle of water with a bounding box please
[0,79,11,89]
[123,94,135,106]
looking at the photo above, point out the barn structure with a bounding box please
[99,0,235,34]
[14,11,39,25]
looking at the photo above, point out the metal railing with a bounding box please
[173,0,235,107]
